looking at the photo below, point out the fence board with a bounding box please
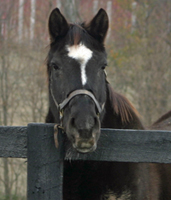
[0,124,171,163]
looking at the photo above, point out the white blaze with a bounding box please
[67,43,93,85]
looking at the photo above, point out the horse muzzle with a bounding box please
[66,113,100,153]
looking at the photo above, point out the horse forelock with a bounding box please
[68,23,85,46]
[107,83,140,124]
[66,23,105,51]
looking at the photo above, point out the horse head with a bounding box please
[47,8,108,153]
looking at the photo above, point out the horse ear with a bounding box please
[86,8,109,43]
[48,8,69,42]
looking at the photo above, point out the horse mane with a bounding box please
[107,83,141,125]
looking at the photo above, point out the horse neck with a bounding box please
[101,83,144,130]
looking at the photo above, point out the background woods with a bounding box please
[0,0,170,199]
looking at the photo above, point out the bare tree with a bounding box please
[107,0,171,126]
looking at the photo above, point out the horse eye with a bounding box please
[51,63,60,70]
[101,64,107,70]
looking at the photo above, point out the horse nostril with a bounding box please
[70,117,75,127]
[70,134,75,142]
[94,117,97,124]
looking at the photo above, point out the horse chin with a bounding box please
[73,143,97,154]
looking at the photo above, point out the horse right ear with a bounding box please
[48,8,69,42]
[85,8,109,43]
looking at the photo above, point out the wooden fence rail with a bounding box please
[0,123,171,199]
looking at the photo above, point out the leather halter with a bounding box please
[50,76,106,148]
[50,68,107,120]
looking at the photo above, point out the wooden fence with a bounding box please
[0,123,171,199]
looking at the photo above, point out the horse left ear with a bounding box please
[85,8,109,43]
[48,8,69,42]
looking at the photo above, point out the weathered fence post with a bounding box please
[27,123,64,200]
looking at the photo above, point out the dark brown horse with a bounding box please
[46,8,170,199]
[150,110,171,130]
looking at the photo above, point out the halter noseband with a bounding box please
[60,90,102,113]
[51,88,103,118]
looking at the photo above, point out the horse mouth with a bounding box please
[73,140,97,153]
[75,146,97,153]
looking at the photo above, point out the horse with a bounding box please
[150,110,171,130]
[46,8,168,199]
